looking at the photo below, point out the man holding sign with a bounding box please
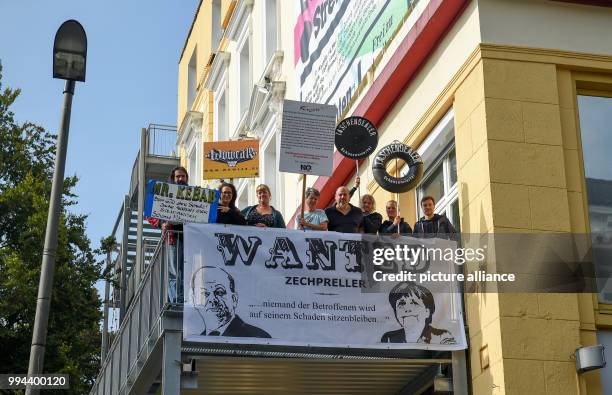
[148,166,190,303]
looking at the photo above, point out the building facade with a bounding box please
[90,0,612,393]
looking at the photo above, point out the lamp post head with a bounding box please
[53,20,87,82]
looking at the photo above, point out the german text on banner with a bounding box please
[144,180,219,224]
[183,224,467,350]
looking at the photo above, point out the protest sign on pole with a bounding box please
[183,224,467,350]
[203,139,259,179]
[144,180,219,224]
[279,100,336,177]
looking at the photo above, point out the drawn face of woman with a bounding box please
[394,294,430,329]
[220,186,233,206]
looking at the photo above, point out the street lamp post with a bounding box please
[26,20,87,394]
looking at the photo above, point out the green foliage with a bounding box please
[0,63,102,394]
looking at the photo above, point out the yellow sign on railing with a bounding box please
[203,139,259,179]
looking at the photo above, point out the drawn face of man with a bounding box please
[197,268,238,331]
[394,294,430,329]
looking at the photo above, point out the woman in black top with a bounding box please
[216,182,246,225]
[360,194,383,234]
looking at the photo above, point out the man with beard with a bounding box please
[191,266,271,338]
[148,166,190,302]
[325,186,364,233]
[381,282,455,344]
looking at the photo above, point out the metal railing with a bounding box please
[146,124,178,158]
[91,231,181,395]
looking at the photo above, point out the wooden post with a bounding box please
[300,175,307,230]
[356,160,361,202]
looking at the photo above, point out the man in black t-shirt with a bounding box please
[325,186,364,233]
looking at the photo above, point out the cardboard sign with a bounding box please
[279,100,336,176]
[144,180,219,224]
[203,140,259,179]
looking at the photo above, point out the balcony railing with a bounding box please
[92,231,180,395]
[146,124,178,157]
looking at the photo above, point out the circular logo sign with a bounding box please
[335,116,379,160]
[372,142,424,193]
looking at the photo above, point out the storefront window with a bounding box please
[417,146,459,230]
[421,164,444,204]
[577,94,612,304]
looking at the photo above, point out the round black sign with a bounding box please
[335,116,378,160]
[372,142,424,193]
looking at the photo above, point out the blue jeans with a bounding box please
[167,239,184,303]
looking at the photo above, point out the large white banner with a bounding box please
[293,0,426,118]
[184,224,466,350]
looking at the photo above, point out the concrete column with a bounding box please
[161,331,182,394]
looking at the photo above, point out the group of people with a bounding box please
[161,167,456,238]
[216,172,457,239]
[153,167,457,303]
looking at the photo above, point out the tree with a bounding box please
[0,63,103,394]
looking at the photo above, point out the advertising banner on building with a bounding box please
[294,0,424,118]
[183,224,467,350]
[279,100,336,176]
[203,140,259,179]
[144,180,219,224]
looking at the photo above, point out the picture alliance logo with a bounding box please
[207,147,257,168]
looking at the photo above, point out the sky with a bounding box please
[0,1,199,255]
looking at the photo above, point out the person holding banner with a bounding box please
[216,182,247,226]
[325,186,364,233]
[242,184,286,228]
[295,187,328,231]
[413,196,457,240]
[380,200,412,234]
[359,194,383,234]
[381,282,455,344]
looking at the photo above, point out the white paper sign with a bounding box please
[144,180,219,224]
[183,224,467,350]
[279,100,336,176]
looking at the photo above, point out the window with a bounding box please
[215,88,228,141]
[212,0,222,51]
[264,0,278,62]
[577,94,612,303]
[239,41,251,117]
[400,110,459,232]
[187,49,197,110]
[416,146,460,233]
[263,134,277,206]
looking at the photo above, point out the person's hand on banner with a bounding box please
[254,223,267,228]
[354,176,360,189]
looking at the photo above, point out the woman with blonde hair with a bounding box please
[241,184,286,228]
[360,194,382,234]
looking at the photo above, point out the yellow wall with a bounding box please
[177,0,213,129]
[453,44,612,394]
